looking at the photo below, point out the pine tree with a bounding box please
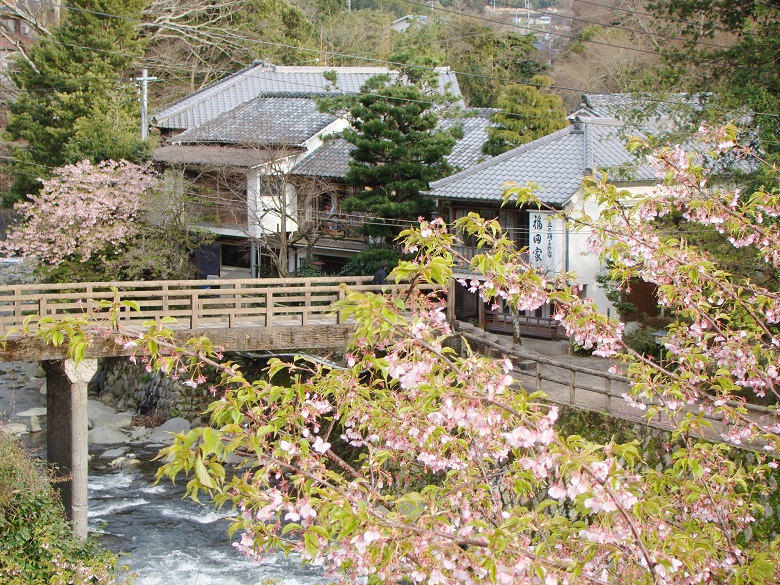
[482,75,568,157]
[337,75,457,239]
[4,0,147,204]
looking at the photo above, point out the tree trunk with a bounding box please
[512,311,523,345]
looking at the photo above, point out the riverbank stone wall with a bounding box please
[88,357,211,422]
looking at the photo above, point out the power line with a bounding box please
[3,2,779,123]
[488,0,737,51]
[14,3,780,120]
[571,0,773,42]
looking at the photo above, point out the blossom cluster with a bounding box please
[2,159,160,264]
[141,128,780,585]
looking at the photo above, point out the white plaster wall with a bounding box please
[565,182,657,318]
[247,165,300,238]
[565,194,614,317]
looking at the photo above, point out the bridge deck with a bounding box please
[0,276,440,361]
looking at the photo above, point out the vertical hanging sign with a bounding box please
[528,210,564,274]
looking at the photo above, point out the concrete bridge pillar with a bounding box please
[44,358,97,542]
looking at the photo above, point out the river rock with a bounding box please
[28,415,41,433]
[32,365,46,378]
[89,399,115,416]
[15,407,47,417]
[91,411,134,430]
[89,426,130,445]
[39,381,47,395]
[108,456,141,469]
[1,422,28,436]
[130,427,152,442]
[100,447,129,459]
[147,417,191,444]
[224,452,244,466]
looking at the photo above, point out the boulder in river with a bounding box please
[147,417,191,444]
[90,411,134,430]
[0,422,28,436]
[89,426,131,445]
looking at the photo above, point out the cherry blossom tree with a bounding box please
[30,127,780,583]
[2,160,158,268]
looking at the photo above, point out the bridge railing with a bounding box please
[0,276,439,335]
[458,323,776,443]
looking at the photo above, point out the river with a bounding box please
[88,445,328,585]
[2,360,327,585]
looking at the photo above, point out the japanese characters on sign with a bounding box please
[528,210,564,274]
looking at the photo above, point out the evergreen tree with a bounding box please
[4,0,147,205]
[646,1,780,158]
[482,75,568,157]
[335,75,457,239]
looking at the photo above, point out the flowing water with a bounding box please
[88,445,328,585]
[12,433,330,584]
[2,360,328,584]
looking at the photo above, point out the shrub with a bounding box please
[0,433,120,584]
[338,247,400,276]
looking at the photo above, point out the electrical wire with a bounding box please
[3,2,779,120]
[487,0,737,51]
[566,0,776,42]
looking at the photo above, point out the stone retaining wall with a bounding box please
[88,357,211,422]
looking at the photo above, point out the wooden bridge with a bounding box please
[0,274,446,541]
[0,276,443,361]
[1,276,776,541]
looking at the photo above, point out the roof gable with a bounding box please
[570,92,711,120]
[426,119,657,206]
[171,97,338,147]
[153,61,461,131]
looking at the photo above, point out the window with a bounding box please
[221,243,251,269]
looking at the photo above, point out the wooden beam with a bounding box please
[0,324,356,362]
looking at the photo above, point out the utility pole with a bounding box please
[135,69,157,140]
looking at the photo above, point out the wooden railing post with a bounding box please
[336,289,345,325]
[447,279,456,323]
[569,370,575,404]
[191,290,199,329]
[162,283,169,314]
[266,291,273,327]
[13,287,22,322]
[230,285,240,328]
[85,285,93,315]
[303,289,310,326]
[536,361,542,393]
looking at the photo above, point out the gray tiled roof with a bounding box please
[290,108,497,178]
[427,119,656,206]
[153,61,461,130]
[171,98,337,147]
[573,93,709,119]
[440,109,497,170]
[291,137,352,178]
[153,145,280,168]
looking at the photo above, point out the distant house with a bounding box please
[570,92,711,121]
[425,116,661,339]
[391,15,429,33]
[151,59,468,278]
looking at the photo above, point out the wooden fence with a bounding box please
[0,276,436,336]
[459,325,776,445]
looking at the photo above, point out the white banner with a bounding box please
[528,210,565,275]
